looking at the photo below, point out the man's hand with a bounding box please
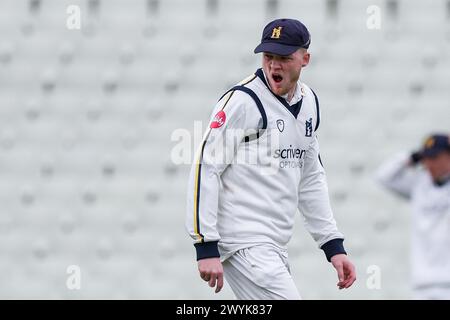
[409,151,423,166]
[330,254,356,290]
[198,257,224,293]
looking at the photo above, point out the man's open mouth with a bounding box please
[272,74,283,83]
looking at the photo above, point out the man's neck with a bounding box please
[282,84,297,103]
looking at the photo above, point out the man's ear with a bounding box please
[302,52,311,67]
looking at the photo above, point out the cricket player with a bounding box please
[376,133,450,299]
[185,18,356,299]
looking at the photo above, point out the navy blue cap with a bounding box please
[254,18,311,56]
[421,134,450,158]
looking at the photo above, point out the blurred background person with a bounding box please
[376,133,450,299]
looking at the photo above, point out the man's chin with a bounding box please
[272,87,288,96]
[268,79,288,96]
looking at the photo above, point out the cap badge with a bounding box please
[271,26,282,39]
[425,137,435,148]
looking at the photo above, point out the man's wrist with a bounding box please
[194,241,220,261]
[321,238,346,262]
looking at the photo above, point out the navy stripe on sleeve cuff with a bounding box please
[194,241,220,261]
[321,238,346,262]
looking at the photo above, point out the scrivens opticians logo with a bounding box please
[274,145,306,159]
[273,145,306,169]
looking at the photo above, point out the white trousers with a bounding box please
[222,244,301,300]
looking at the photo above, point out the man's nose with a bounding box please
[270,59,282,69]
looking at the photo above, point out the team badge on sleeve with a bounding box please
[305,118,313,137]
[210,110,226,128]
